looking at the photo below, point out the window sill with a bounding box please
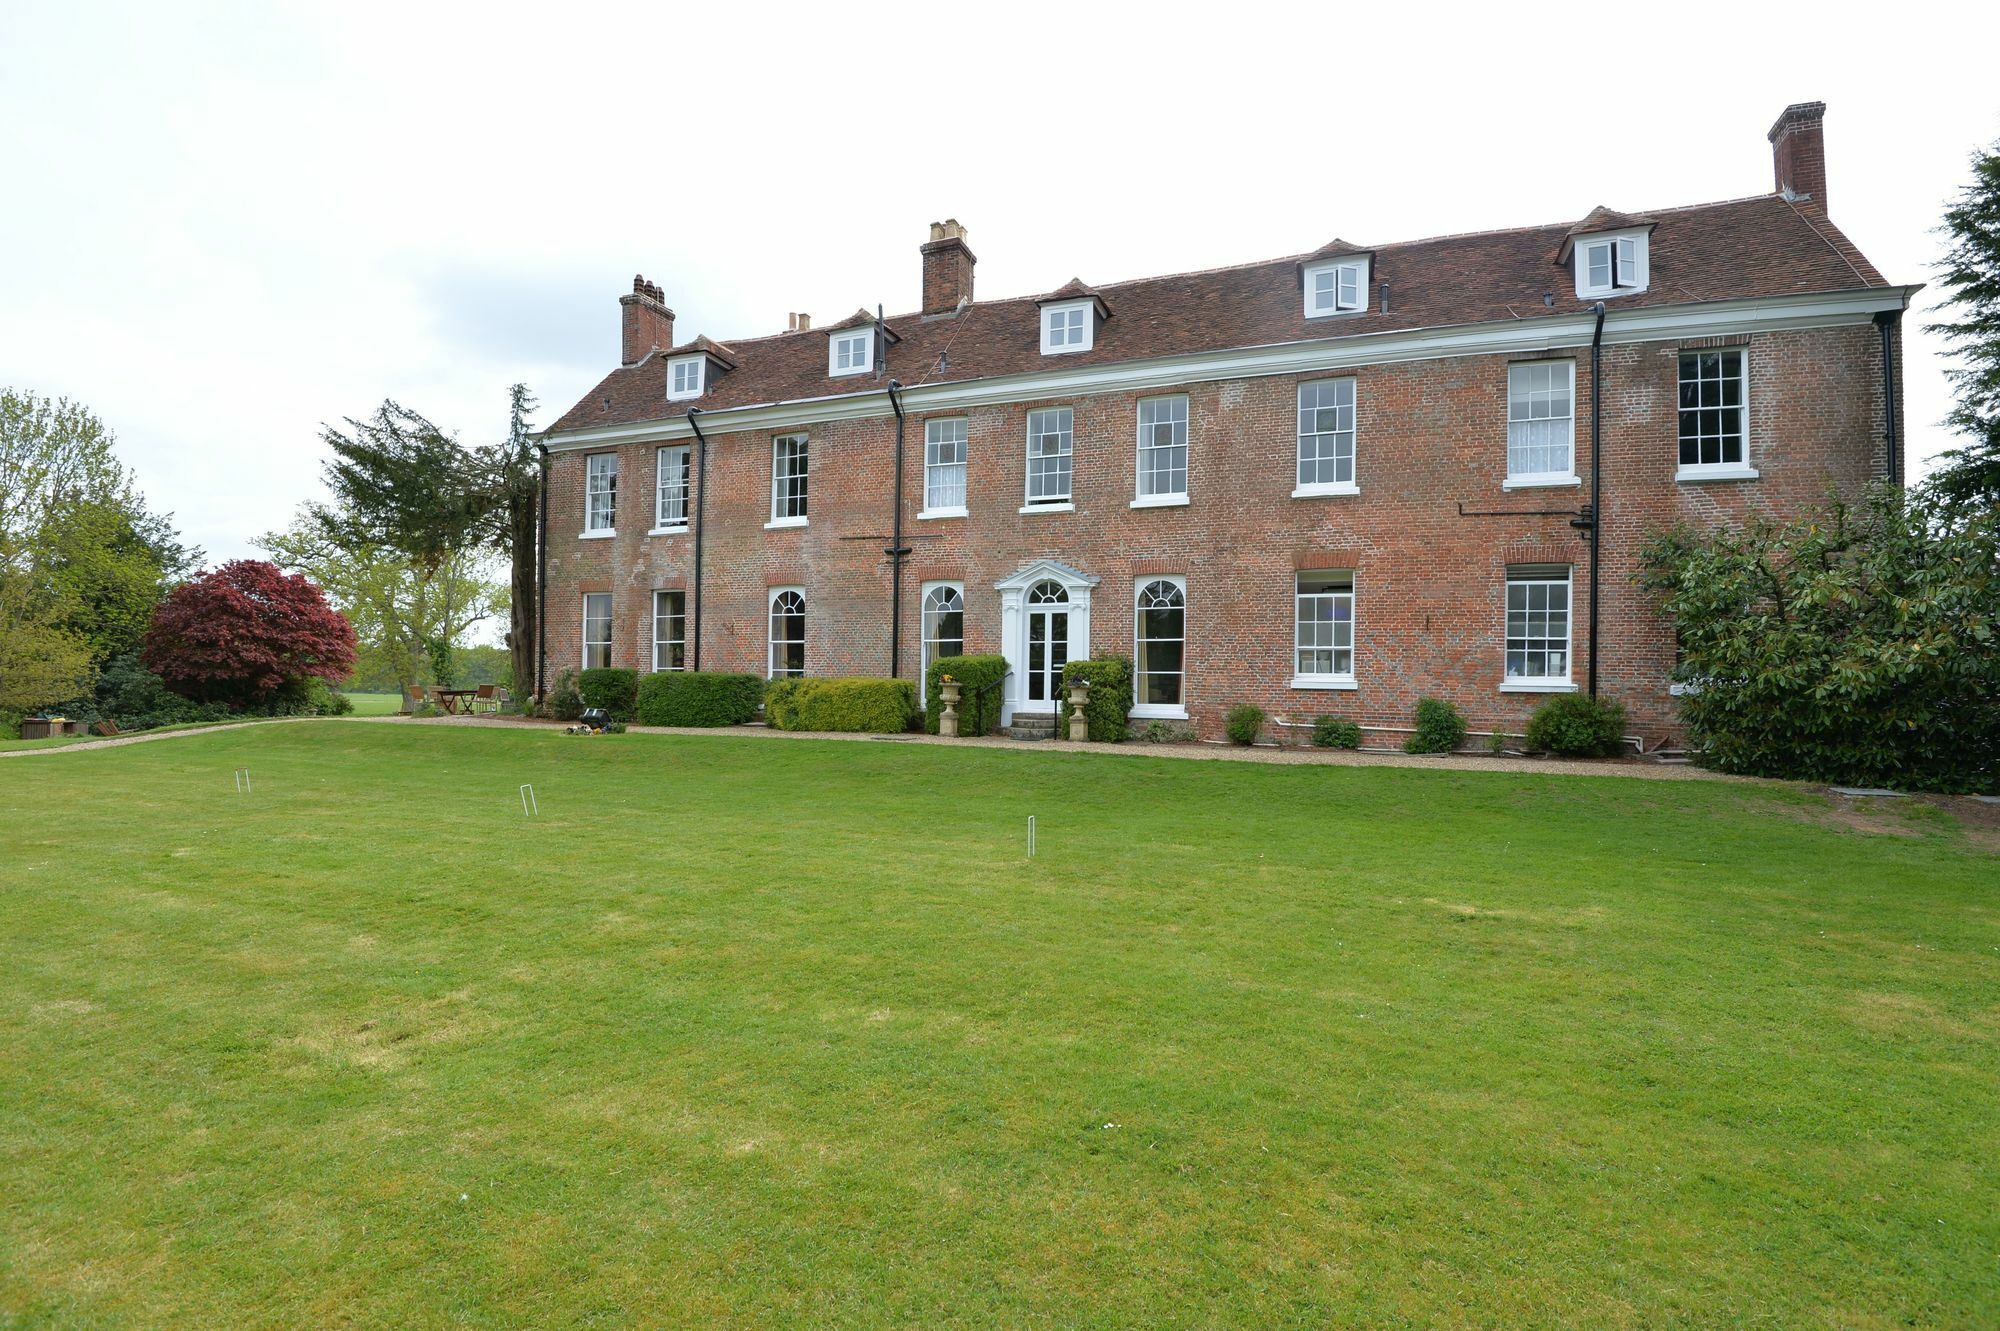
[1290,676,1357,691]
[1291,482,1360,499]
[1676,465,1759,483]
[1503,474,1580,491]
[1576,286,1646,300]
[1500,680,1577,694]
[1129,703,1189,720]
[1019,502,1075,515]
[578,529,615,540]
[1039,343,1090,356]
[916,506,967,521]
[764,517,809,530]
[1130,494,1189,509]
[665,393,702,404]
[646,525,688,537]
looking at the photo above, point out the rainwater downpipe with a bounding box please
[885,380,911,678]
[1587,300,1606,700]
[535,437,549,702]
[1874,309,1902,485]
[686,408,710,672]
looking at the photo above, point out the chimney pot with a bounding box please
[1768,101,1828,208]
[920,219,976,316]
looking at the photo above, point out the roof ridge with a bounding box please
[1782,196,1878,288]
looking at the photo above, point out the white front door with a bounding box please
[1024,588,1072,710]
[995,561,1098,726]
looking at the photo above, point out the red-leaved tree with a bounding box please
[143,559,357,706]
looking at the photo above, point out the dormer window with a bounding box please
[829,328,873,377]
[1040,300,1094,355]
[1303,260,1367,317]
[1573,230,1649,298]
[666,355,705,401]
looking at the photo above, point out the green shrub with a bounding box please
[923,654,1009,737]
[635,671,764,727]
[1525,694,1627,756]
[1404,697,1467,754]
[577,667,639,721]
[1139,719,1199,743]
[1060,656,1132,741]
[1311,716,1362,749]
[1487,730,1510,756]
[1642,487,2000,792]
[1225,704,1266,746]
[548,671,584,722]
[765,677,917,733]
[600,719,627,734]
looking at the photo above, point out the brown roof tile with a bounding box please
[550,193,1892,435]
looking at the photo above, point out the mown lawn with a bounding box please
[2,723,1995,1329]
[342,691,402,717]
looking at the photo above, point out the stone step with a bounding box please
[1006,713,1058,741]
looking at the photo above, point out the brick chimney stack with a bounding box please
[1768,102,1828,208]
[620,275,675,366]
[920,219,976,316]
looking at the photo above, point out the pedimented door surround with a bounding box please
[996,559,1098,726]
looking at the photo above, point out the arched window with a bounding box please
[921,583,964,695]
[768,588,805,678]
[1028,580,1068,605]
[1133,577,1185,710]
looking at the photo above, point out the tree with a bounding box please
[1642,486,2000,792]
[1926,137,2000,515]
[143,560,357,707]
[42,496,200,664]
[486,385,541,702]
[259,515,504,690]
[0,388,134,567]
[0,566,92,720]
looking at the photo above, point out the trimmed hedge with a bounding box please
[765,677,916,733]
[577,668,639,720]
[1060,656,1132,742]
[923,654,1008,736]
[1404,697,1468,754]
[1312,716,1362,749]
[635,671,764,727]
[1525,693,1627,756]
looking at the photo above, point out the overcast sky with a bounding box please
[4,2,1996,569]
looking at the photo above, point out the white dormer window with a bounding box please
[1040,300,1094,355]
[829,328,873,377]
[1575,231,1649,298]
[666,355,704,401]
[1303,260,1367,317]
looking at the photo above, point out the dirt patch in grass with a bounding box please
[1767,790,2000,850]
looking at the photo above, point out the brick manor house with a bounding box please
[539,102,1910,742]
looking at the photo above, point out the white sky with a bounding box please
[4,1,1996,568]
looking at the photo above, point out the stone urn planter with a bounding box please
[938,678,962,738]
[1066,678,1091,741]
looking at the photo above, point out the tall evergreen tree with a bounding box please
[1927,137,2000,515]
[481,385,540,701]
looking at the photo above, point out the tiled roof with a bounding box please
[664,334,738,368]
[550,193,1890,435]
[1303,237,1372,260]
[1566,206,1656,237]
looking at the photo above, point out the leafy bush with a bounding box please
[65,652,229,731]
[600,719,627,734]
[1487,730,1510,756]
[142,559,356,707]
[1642,487,2000,791]
[1525,694,1627,756]
[635,671,764,727]
[1139,719,1199,743]
[577,667,639,721]
[1225,704,1266,746]
[1311,716,1362,749]
[1404,697,1467,754]
[923,654,1009,737]
[548,671,584,722]
[1060,656,1132,741]
[765,677,917,733]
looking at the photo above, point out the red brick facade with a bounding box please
[541,104,1908,744]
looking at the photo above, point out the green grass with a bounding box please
[2,724,1995,1328]
[0,718,247,754]
[342,691,403,716]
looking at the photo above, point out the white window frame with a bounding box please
[767,433,808,528]
[582,452,617,537]
[1292,571,1357,690]
[1131,576,1188,720]
[1303,260,1367,318]
[828,329,873,378]
[666,355,705,401]
[920,418,968,518]
[1021,407,1074,512]
[1574,230,1649,299]
[919,580,965,703]
[1504,361,1579,489]
[652,444,690,533]
[1502,566,1576,693]
[1675,348,1759,482]
[768,586,806,679]
[1039,300,1094,355]
[1133,395,1189,507]
[651,589,686,672]
[582,592,613,670]
[1294,377,1359,497]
